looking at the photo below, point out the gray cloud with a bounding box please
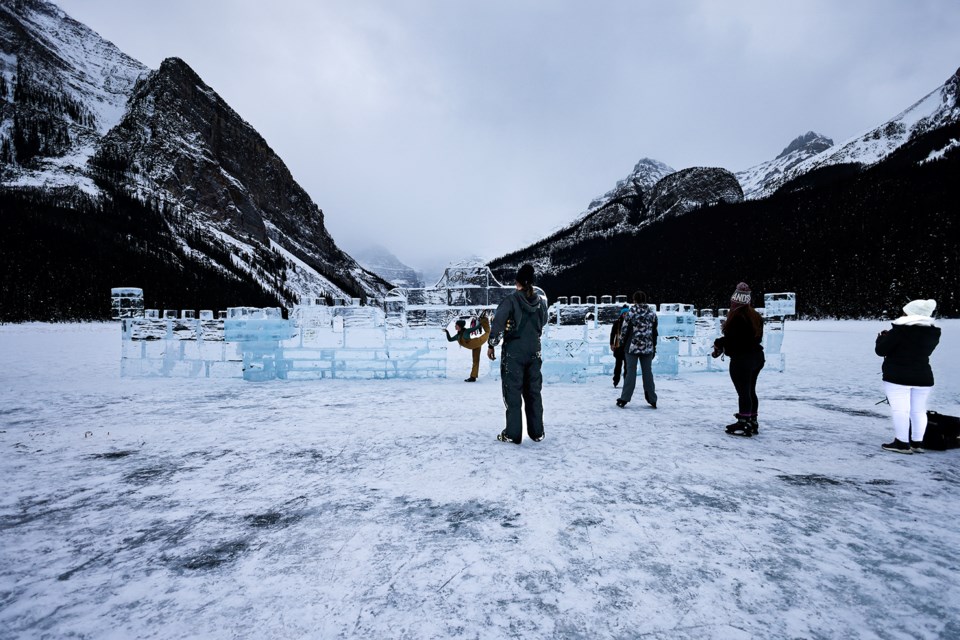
[57,0,960,271]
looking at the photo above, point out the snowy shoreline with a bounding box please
[1,321,958,639]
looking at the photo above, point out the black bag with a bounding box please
[921,411,960,450]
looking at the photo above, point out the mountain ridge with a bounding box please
[737,68,960,199]
[489,65,960,317]
[1,0,388,321]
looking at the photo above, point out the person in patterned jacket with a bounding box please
[616,290,659,409]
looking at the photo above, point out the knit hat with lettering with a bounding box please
[729,282,752,311]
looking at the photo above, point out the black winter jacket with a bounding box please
[714,307,764,359]
[874,323,941,386]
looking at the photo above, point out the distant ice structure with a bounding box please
[110,288,144,319]
[116,264,795,382]
[501,294,794,383]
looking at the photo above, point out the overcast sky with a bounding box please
[57,0,960,274]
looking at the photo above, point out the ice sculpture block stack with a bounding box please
[224,307,295,382]
[111,288,144,320]
[116,265,795,382]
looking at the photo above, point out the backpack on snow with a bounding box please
[920,411,960,451]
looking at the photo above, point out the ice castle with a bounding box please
[114,261,795,382]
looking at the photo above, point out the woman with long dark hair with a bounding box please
[712,282,765,437]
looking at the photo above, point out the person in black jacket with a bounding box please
[487,264,549,445]
[609,304,629,387]
[875,299,941,453]
[712,282,764,437]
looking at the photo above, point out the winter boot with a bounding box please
[748,415,759,435]
[881,439,912,454]
[725,414,752,437]
[497,429,520,445]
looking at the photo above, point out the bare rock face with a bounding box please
[776,132,834,161]
[646,167,744,220]
[93,57,386,301]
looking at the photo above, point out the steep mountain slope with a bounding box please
[0,0,387,320]
[489,162,741,280]
[742,68,960,199]
[0,0,144,189]
[735,132,834,200]
[92,56,385,303]
[487,158,674,277]
[531,120,960,317]
[490,65,959,317]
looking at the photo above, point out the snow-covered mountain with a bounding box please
[0,0,388,315]
[0,0,145,192]
[735,132,834,200]
[487,64,959,314]
[489,159,742,279]
[587,157,676,211]
[353,244,423,289]
[738,68,960,199]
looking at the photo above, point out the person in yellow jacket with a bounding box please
[444,312,490,381]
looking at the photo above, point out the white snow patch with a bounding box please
[263,221,351,300]
[921,138,960,164]
[12,1,146,134]
[2,165,100,196]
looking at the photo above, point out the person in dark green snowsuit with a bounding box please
[486,264,549,444]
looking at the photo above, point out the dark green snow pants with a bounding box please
[500,348,544,442]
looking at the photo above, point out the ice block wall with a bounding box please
[117,272,794,382]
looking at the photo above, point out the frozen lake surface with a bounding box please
[1,320,958,639]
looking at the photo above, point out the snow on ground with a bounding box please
[1,321,958,639]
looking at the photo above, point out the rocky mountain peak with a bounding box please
[2,0,389,311]
[587,157,675,210]
[630,157,675,183]
[93,51,390,300]
[489,161,736,280]
[776,132,833,160]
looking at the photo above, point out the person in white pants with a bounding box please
[875,299,941,454]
